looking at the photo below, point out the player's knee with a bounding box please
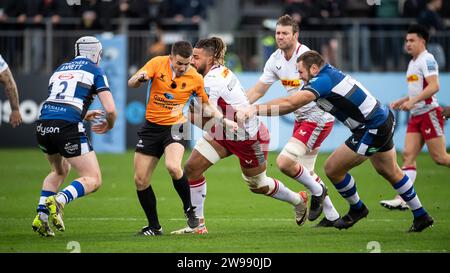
[324,160,339,181]
[430,153,449,166]
[54,161,70,177]
[276,155,291,174]
[134,173,149,190]
[242,172,273,195]
[184,161,197,180]
[166,163,182,179]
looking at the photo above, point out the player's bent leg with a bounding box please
[241,166,309,226]
[370,148,434,232]
[278,140,326,221]
[426,136,450,167]
[172,138,227,235]
[324,144,369,230]
[33,154,70,236]
[381,133,423,210]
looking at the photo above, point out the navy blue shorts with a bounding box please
[345,110,395,156]
[36,120,93,158]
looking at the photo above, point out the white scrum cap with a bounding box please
[74,36,102,64]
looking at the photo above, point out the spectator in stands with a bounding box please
[403,0,427,18]
[374,0,403,71]
[418,0,446,69]
[160,0,206,32]
[283,0,316,31]
[78,0,102,31]
[0,0,27,69]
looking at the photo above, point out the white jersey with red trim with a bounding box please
[259,42,334,123]
[406,50,440,116]
[0,54,9,73]
[205,64,260,138]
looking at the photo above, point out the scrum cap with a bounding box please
[75,36,102,64]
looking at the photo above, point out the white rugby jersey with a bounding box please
[0,54,9,73]
[259,42,334,123]
[406,50,440,116]
[205,64,259,138]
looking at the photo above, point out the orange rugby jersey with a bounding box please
[134,55,208,125]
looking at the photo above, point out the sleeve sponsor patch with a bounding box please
[426,59,437,72]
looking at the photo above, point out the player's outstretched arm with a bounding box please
[255,90,316,116]
[0,68,22,127]
[246,81,271,104]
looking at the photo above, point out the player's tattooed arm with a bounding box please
[0,68,22,127]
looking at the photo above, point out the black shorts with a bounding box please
[135,120,188,158]
[345,110,395,156]
[36,120,93,158]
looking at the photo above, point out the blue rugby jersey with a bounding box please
[302,64,388,130]
[39,56,110,122]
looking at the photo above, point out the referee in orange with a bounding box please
[128,41,236,236]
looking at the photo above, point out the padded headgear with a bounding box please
[75,36,102,64]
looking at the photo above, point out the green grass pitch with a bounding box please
[0,149,448,253]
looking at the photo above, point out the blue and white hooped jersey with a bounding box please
[302,64,388,130]
[39,56,110,122]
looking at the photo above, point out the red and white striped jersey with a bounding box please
[259,42,334,123]
[406,50,440,116]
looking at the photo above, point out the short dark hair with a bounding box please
[276,14,299,34]
[407,24,429,43]
[171,41,193,58]
[297,50,325,70]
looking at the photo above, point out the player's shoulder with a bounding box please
[418,51,438,72]
[295,43,311,57]
[187,66,204,85]
[418,50,437,64]
[146,55,169,68]
[266,48,283,63]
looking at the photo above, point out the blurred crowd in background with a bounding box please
[1,0,449,73]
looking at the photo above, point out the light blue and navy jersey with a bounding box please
[39,56,110,122]
[302,64,388,130]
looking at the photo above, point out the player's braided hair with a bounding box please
[195,37,227,66]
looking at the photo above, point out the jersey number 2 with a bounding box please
[56,81,68,99]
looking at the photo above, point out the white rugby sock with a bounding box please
[189,177,207,219]
[293,165,322,196]
[314,174,340,221]
[267,178,302,206]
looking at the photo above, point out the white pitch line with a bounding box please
[0,217,448,223]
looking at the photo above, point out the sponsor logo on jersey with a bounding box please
[407,74,419,82]
[426,59,437,72]
[36,123,60,136]
[58,73,74,80]
[221,68,229,78]
[164,92,174,100]
[281,79,300,87]
[64,142,79,155]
